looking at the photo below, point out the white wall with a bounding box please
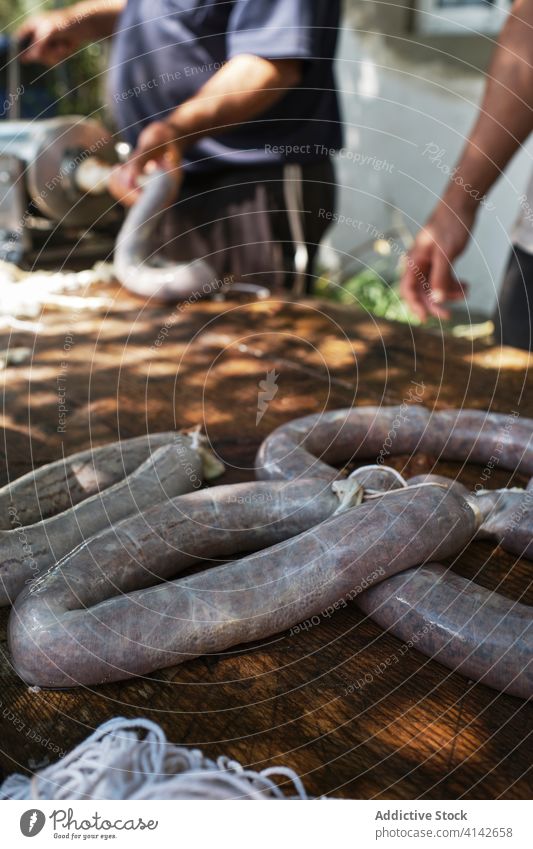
[325,4,533,316]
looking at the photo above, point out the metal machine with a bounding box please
[0,116,121,265]
[0,37,120,266]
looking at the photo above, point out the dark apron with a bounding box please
[162,159,336,294]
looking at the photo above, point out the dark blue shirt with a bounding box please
[108,0,342,173]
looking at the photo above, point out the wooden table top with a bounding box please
[0,290,531,799]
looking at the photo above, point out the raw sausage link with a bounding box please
[256,408,533,555]
[358,469,533,697]
[0,434,222,606]
[257,408,533,698]
[9,484,478,687]
[356,564,532,699]
[354,471,533,697]
[256,407,533,482]
[0,432,177,529]
[114,168,217,301]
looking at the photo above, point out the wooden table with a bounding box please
[0,290,531,798]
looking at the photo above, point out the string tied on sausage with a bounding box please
[349,464,484,528]
[349,463,408,491]
[349,463,447,499]
[182,425,226,481]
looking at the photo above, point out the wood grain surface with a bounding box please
[0,289,531,798]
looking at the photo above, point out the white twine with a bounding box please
[0,260,114,330]
[0,717,311,801]
[347,464,449,499]
[349,464,408,489]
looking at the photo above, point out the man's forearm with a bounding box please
[164,54,302,149]
[64,0,126,39]
[442,0,533,212]
[120,53,303,193]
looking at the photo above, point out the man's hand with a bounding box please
[108,53,301,207]
[17,10,88,66]
[400,201,476,321]
[17,1,124,66]
[107,121,183,207]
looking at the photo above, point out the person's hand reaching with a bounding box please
[400,200,477,321]
[107,122,183,207]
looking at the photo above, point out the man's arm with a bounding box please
[18,0,125,66]
[109,53,302,205]
[400,0,533,320]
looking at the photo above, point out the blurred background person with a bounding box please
[399,0,533,350]
[19,0,342,293]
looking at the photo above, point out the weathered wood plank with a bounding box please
[0,291,531,798]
